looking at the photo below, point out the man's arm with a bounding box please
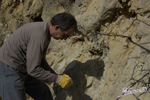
[41,43,56,74]
[26,33,56,84]
[41,56,56,74]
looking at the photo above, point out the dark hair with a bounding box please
[51,12,77,31]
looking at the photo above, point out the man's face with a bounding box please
[52,27,75,40]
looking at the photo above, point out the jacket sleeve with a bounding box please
[41,49,56,74]
[26,36,56,84]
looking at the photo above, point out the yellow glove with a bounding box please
[56,74,73,88]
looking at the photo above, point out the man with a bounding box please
[0,12,77,100]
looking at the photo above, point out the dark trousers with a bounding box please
[0,61,53,100]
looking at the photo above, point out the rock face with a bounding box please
[0,0,150,100]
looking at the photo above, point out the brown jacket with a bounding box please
[0,22,56,84]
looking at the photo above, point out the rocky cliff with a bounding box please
[0,0,150,100]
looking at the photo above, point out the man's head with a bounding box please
[49,12,77,40]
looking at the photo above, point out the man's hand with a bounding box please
[55,74,73,88]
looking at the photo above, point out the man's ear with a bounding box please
[54,25,60,30]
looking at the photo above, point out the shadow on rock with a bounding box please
[53,58,105,100]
